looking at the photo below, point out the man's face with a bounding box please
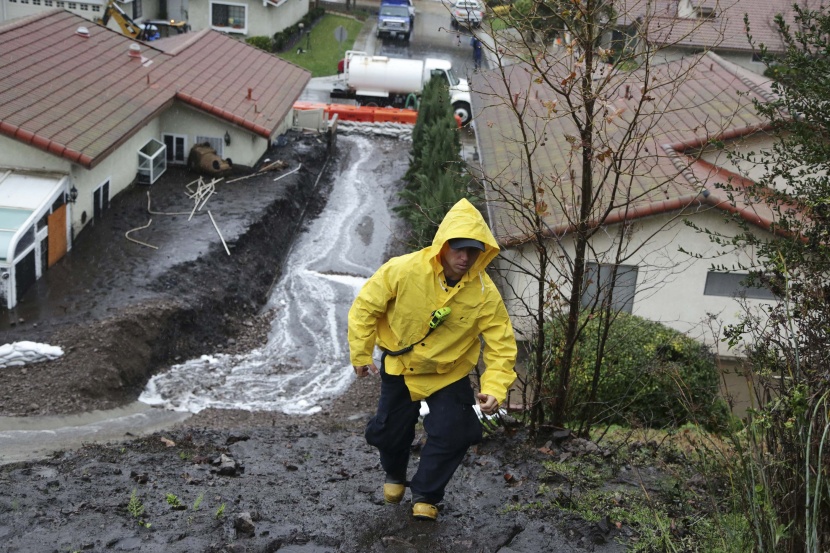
[441,244,481,280]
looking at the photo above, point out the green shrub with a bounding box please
[245,35,272,52]
[395,78,467,248]
[544,312,729,430]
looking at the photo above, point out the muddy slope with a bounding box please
[0,132,332,417]
[0,414,627,553]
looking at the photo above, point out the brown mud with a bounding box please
[0,133,636,552]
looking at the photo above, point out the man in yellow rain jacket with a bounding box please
[348,198,517,521]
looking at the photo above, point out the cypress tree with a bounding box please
[398,76,467,248]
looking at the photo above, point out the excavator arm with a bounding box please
[96,0,147,40]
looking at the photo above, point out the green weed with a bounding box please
[127,489,151,528]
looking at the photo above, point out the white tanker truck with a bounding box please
[330,51,473,125]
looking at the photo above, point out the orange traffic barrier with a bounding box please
[294,101,417,124]
[293,102,461,127]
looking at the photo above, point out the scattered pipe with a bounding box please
[208,210,231,256]
[273,163,302,182]
[125,219,158,250]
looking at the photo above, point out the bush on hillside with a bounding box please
[246,36,272,52]
[543,312,730,430]
[272,8,326,53]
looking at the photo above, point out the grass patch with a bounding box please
[278,15,366,77]
[487,17,510,32]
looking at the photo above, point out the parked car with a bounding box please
[387,0,416,21]
[450,0,483,29]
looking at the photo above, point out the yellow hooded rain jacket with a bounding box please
[348,198,517,402]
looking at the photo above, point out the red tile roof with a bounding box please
[472,52,781,245]
[0,10,310,169]
[641,0,829,54]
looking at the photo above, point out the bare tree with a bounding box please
[469,0,771,433]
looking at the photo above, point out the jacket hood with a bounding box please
[430,198,499,272]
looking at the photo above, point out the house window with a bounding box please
[138,139,167,184]
[68,2,76,8]
[45,0,53,5]
[93,180,110,221]
[704,272,777,300]
[196,135,224,158]
[132,0,142,20]
[696,7,715,18]
[211,2,246,29]
[56,1,65,6]
[33,0,41,5]
[80,3,88,9]
[581,262,638,313]
[163,134,188,164]
[13,227,35,259]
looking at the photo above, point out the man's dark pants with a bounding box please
[365,356,483,505]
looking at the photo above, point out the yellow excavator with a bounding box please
[95,0,188,41]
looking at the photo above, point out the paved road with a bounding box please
[0,403,190,465]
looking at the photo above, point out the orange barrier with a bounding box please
[293,101,418,124]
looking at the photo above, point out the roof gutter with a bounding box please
[498,192,707,248]
[0,121,93,168]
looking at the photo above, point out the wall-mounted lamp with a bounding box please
[68,185,78,204]
[224,131,231,146]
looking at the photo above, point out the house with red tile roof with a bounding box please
[0,0,311,38]
[637,0,828,74]
[471,51,785,359]
[0,9,310,309]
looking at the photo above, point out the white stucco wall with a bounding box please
[160,101,287,167]
[67,119,162,234]
[0,135,72,173]
[187,0,308,37]
[2,0,103,24]
[498,208,775,358]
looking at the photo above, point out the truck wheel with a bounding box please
[453,101,472,126]
[403,31,411,41]
[451,19,458,30]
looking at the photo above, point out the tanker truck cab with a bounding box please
[423,59,473,126]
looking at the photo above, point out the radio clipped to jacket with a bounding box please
[385,307,452,356]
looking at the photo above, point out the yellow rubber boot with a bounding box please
[412,502,438,521]
[383,483,405,504]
